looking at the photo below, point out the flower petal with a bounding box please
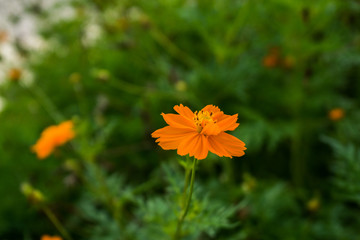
[161,113,196,129]
[211,132,246,157]
[207,135,232,158]
[152,126,194,139]
[32,138,55,159]
[193,135,209,160]
[177,132,200,156]
[201,105,221,113]
[201,122,221,136]
[216,114,239,132]
[152,126,195,150]
[174,104,194,120]
[53,121,75,145]
[158,139,182,150]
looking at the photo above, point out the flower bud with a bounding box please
[20,182,45,205]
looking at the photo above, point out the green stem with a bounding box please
[131,178,159,195]
[23,83,63,123]
[174,157,198,240]
[149,27,199,68]
[291,130,304,187]
[223,158,235,184]
[106,78,144,95]
[181,156,191,207]
[43,206,73,240]
[88,161,123,227]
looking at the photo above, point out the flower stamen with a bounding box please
[193,110,215,133]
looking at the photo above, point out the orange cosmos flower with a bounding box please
[41,235,63,240]
[328,108,344,121]
[152,104,246,160]
[32,120,75,159]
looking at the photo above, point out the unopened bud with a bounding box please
[64,159,80,173]
[175,80,187,92]
[93,69,110,82]
[307,197,320,212]
[69,72,81,83]
[241,173,257,193]
[21,182,45,205]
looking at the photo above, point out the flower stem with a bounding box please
[23,83,63,123]
[174,157,198,240]
[181,156,191,207]
[43,206,73,240]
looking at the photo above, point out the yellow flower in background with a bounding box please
[282,55,296,69]
[307,197,320,212]
[32,121,75,159]
[175,80,187,92]
[152,104,246,160]
[41,235,63,240]
[328,108,345,121]
[69,72,82,83]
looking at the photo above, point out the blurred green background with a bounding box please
[1,0,360,239]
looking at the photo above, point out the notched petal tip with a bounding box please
[173,104,194,120]
[162,113,196,129]
[201,104,221,113]
[217,113,240,132]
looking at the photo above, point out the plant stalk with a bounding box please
[181,156,191,207]
[174,157,198,240]
[43,206,73,240]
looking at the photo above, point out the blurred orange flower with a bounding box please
[152,104,246,160]
[8,68,22,81]
[0,30,8,43]
[263,47,279,68]
[41,235,63,240]
[32,121,75,159]
[328,108,344,121]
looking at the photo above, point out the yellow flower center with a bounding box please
[193,110,216,133]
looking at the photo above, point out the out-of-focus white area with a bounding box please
[82,23,102,47]
[0,0,46,49]
[0,0,75,87]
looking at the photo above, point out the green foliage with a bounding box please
[1,0,360,239]
[134,163,240,240]
[324,136,360,204]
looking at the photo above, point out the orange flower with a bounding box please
[263,54,278,68]
[263,47,279,68]
[41,235,63,240]
[0,30,8,43]
[8,68,22,81]
[328,108,344,121]
[152,104,246,160]
[32,121,75,159]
